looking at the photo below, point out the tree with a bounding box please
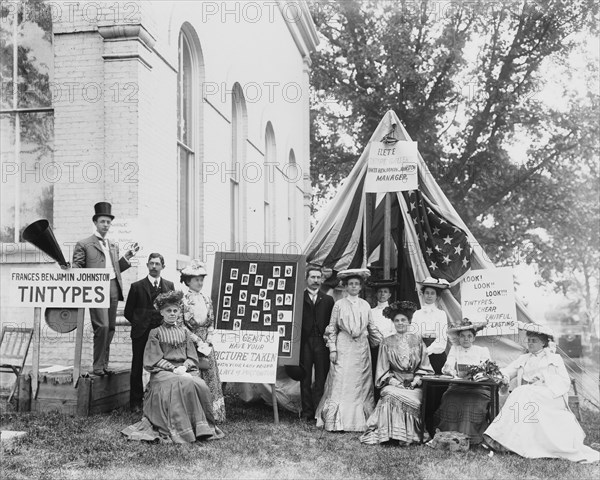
[308,0,599,300]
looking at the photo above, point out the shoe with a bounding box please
[104,369,116,375]
[130,404,143,414]
[92,370,106,376]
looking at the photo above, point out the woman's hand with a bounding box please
[388,378,402,388]
[329,352,338,364]
[173,366,187,376]
[411,376,422,388]
[189,333,200,343]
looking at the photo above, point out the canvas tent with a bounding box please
[303,110,598,410]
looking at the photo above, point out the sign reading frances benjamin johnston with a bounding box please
[10,268,111,308]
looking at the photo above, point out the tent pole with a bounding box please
[383,193,391,278]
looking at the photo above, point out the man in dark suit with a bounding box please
[124,253,174,411]
[301,265,335,421]
[72,202,138,376]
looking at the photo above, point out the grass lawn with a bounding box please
[1,393,599,480]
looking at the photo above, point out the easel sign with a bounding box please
[210,252,306,424]
[9,268,111,397]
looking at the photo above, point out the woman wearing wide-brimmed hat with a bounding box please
[484,322,599,463]
[180,259,226,423]
[433,318,491,444]
[360,301,433,445]
[121,290,224,443]
[315,269,383,432]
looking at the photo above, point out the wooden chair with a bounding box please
[0,326,34,403]
[569,377,581,421]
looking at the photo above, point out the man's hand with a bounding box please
[125,242,140,259]
[59,262,72,270]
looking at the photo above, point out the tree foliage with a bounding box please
[308,0,599,309]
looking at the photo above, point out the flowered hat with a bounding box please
[180,259,208,277]
[517,321,555,340]
[417,276,450,290]
[154,290,183,311]
[337,268,371,281]
[448,317,487,334]
[383,300,418,320]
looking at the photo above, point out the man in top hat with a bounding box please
[124,253,174,411]
[72,202,139,376]
[300,265,335,421]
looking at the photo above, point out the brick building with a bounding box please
[0,0,318,379]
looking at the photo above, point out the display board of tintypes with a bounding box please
[211,252,306,367]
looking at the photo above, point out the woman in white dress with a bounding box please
[315,269,383,431]
[411,277,450,374]
[484,322,599,463]
[434,318,491,444]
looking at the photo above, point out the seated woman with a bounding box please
[360,301,433,445]
[122,291,224,443]
[484,322,599,463]
[434,318,490,444]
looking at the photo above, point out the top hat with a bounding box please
[93,202,114,221]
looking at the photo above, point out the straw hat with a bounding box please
[180,259,208,277]
[517,321,555,339]
[337,268,371,281]
[417,276,450,290]
[448,317,487,334]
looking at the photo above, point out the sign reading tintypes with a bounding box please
[461,267,518,336]
[212,329,278,383]
[365,141,418,193]
[10,268,111,307]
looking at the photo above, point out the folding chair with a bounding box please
[0,326,34,403]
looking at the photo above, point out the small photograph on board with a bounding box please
[241,274,250,286]
[284,265,293,277]
[277,310,292,323]
[225,283,233,294]
[278,325,285,337]
[239,290,247,302]
[254,275,263,287]
[273,266,281,277]
[233,319,242,331]
[263,299,271,311]
[251,310,260,322]
[250,294,258,306]
[266,279,275,290]
[282,341,291,353]
[258,288,267,300]
[237,305,246,316]
[275,294,284,306]
[284,293,293,305]
[264,314,272,326]
[222,310,230,322]
[223,296,231,307]
[249,263,258,274]
[230,268,239,280]
[277,279,286,290]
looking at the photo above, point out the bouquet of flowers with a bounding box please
[466,359,503,383]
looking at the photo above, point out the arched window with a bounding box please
[231,83,247,250]
[287,149,298,244]
[0,1,54,243]
[177,26,203,257]
[264,122,276,247]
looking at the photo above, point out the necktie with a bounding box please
[154,280,160,292]
[99,237,106,247]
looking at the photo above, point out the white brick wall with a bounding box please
[1,0,316,383]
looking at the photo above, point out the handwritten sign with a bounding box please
[365,141,418,193]
[10,268,111,307]
[461,267,518,336]
[212,329,278,383]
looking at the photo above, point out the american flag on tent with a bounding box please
[403,190,471,283]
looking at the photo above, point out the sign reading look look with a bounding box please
[460,267,518,336]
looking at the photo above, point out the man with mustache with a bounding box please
[124,253,175,412]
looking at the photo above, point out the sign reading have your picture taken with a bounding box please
[211,252,305,383]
